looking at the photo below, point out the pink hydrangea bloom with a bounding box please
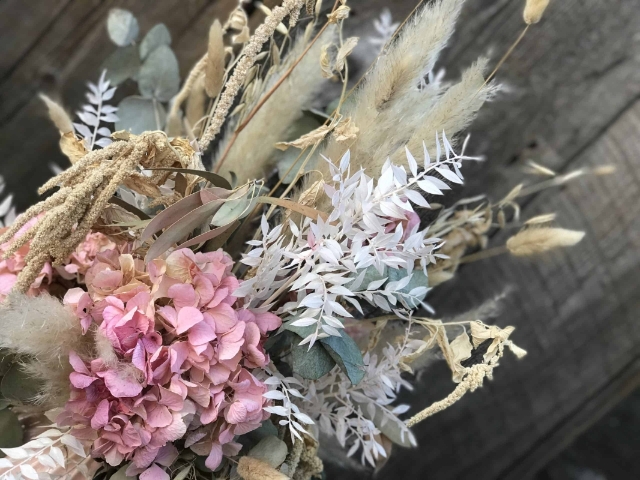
[58,232,116,280]
[0,218,53,300]
[60,248,281,476]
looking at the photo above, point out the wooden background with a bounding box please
[1,0,639,478]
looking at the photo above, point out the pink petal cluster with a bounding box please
[0,218,115,301]
[59,247,281,477]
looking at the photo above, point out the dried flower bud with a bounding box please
[328,5,350,24]
[523,0,550,24]
[593,165,616,175]
[506,227,584,256]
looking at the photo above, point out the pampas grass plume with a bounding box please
[523,0,550,24]
[39,94,74,134]
[506,227,585,256]
[0,293,91,406]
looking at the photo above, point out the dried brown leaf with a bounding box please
[59,132,88,164]
[334,36,358,72]
[333,117,359,143]
[275,124,333,151]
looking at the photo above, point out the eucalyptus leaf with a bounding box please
[346,265,388,291]
[138,45,180,102]
[107,9,139,47]
[248,436,288,468]
[107,464,130,480]
[116,96,166,134]
[285,323,364,385]
[0,408,23,448]
[109,196,150,220]
[210,185,267,227]
[146,168,232,190]
[320,330,365,385]
[387,268,429,308]
[140,24,172,60]
[1,364,43,404]
[102,45,141,86]
[145,198,225,262]
[291,340,335,380]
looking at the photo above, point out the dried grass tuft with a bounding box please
[506,227,585,256]
[238,456,289,480]
[0,293,92,406]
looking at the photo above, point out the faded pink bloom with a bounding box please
[61,248,281,471]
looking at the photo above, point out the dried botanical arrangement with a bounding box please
[0,0,610,479]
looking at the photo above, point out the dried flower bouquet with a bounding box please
[0,0,600,479]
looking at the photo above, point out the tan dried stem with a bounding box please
[199,0,305,153]
[406,363,494,427]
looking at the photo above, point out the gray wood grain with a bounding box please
[0,1,638,479]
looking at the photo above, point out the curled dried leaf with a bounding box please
[59,132,88,164]
[333,117,359,143]
[327,5,350,23]
[275,124,333,151]
[334,36,359,72]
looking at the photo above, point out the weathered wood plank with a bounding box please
[376,98,640,479]
[0,0,225,212]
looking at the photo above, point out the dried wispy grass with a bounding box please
[316,0,465,169]
[199,0,305,152]
[216,26,335,183]
[0,294,91,406]
[38,94,73,134]
[238,457,288,480]
[506,227,585,256]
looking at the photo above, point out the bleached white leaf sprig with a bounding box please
[260,370,315,445]
[74,71,119,151]
[0,427,90,480]
[237,132,480,347]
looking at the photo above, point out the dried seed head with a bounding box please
[523,0,550,25]
[524,213,557,225]
[593,165,616,176]
[506,227,584,256]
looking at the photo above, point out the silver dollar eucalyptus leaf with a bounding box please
[139,23,172,60]
[138,45,180,102]
[115,96,166,134]
[102,45,140,85]
[107,9,139,47]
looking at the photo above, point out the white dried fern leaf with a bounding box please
[74,70,119,150]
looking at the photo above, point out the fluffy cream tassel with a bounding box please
[238,456,289,480]
[0,293,91,407]
[506,227,585,256]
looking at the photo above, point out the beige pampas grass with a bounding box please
[237,456,289,480]
[216,26,334,184]
[39,94,73,134]
[317,0,465,172]
[523,0,550,25]
[0,293,91,406]
[506,227,585,256]
[205,20,226,98]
